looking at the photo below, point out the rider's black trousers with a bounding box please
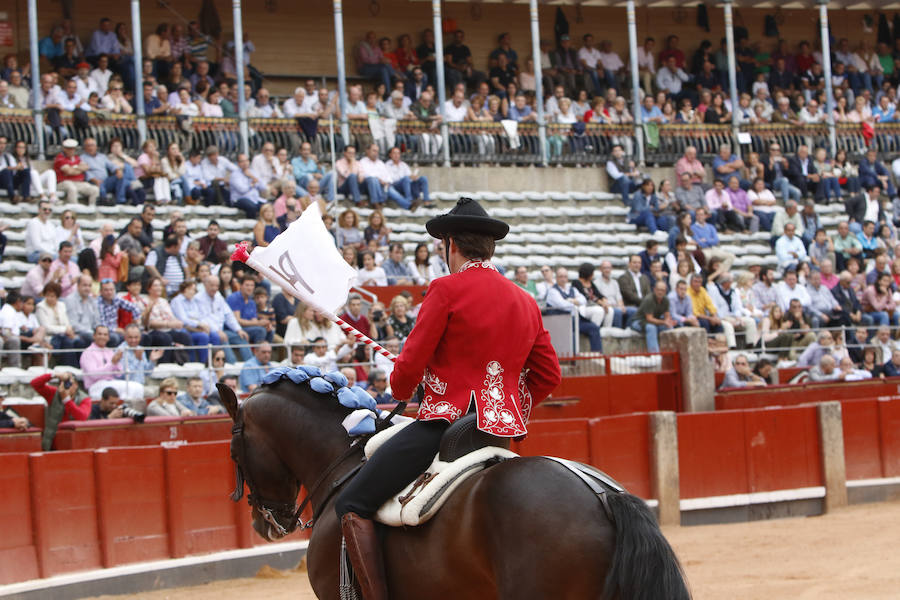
[335,419,450,519]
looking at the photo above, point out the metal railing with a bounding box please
[556,350,679,376]
[6,109,900,166]
[715,322,895,358]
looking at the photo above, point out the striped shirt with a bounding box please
[97,296,141,330]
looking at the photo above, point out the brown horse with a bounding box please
[219,379,691,600]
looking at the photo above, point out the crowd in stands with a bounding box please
[9,18,900,433]
[522,202,900,388]
[0,180,451,421]
[8,19,900,166]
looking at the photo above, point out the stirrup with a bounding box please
[339,537,361,600]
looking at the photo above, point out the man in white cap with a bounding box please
[53,139,99,205]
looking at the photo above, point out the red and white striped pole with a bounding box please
[231,242,398,363]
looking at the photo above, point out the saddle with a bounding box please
[368,414,516,527]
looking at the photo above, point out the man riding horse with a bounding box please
[335,197,563,600]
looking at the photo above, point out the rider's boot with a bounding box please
[341,512,388,600]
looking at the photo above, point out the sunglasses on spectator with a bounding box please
[40,258,51,263]
[41,208,51,213]
[163,390,177,396]
[63,215,74,220]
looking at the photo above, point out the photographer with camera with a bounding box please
[368,301,390,340]
[31,370,91,450]
[90,387,124,419]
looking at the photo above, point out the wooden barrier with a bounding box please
[0,428,42,452]
[679,405,824,499]
[94,447,169,567]
[165,442,242,558]
[880,398,900,478]
[53,416,233,450]
[678,411,750,499]
[715,378,900,411]
[29,450,103,578]
[1,403,46,431]
[531,363,681,420]
[359,285,428,308]
[3,399,899,585]
[0,453,39,584]
[588,413,652,499]
[514,418,592,464]
[841,399,884,481]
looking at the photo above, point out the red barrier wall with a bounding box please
[679,406,823,499]
[94,447,170,567]
[165,441,241,557]
[361,285,427,308]
[514,418,592,463]
[678,411,750,499]
[589,414,652,499]
[0,429,42,452]
[744,406,822,492]
[0,453,39,584]
[4,399,898,585]
[841,400,884,481]
[715,379,900,411]
[530,370,680,420]
[2,404,46,430]
[53,416,232,450]
[880,399,900,478]
[29,450,103,577]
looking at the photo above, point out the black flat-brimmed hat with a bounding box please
[425,197,509,240]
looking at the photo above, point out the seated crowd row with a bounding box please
[0,136,430,214]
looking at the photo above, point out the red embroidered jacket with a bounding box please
[390,261,561,437]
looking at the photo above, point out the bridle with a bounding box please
[229,404,364,536]
[229,398,407,536]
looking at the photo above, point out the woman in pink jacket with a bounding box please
[861,272,899,326]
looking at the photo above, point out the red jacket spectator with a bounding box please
[30,372,91,421]
[53,152,86,182]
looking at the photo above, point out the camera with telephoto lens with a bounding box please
[120,405,145,423]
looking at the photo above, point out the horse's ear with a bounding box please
[218,383,240,421]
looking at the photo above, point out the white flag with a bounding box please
[249,204,356,314]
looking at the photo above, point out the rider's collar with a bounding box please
[457,259,498,274]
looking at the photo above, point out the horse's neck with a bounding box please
[277,411,360,516]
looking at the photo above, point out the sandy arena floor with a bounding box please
[87,500,900,600]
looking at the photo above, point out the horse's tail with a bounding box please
[601,492,691,600]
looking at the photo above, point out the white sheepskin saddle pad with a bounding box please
[366,422,518,527]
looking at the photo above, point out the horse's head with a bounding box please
[219,382,303,541]
[219,379,358,542]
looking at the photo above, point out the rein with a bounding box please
[230,397,408,536]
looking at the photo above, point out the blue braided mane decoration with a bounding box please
[261,365,384,435]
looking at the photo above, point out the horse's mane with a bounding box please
[246,376,355,423]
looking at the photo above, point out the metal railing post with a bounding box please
[723,0,741,158]
[27,0,44,159]
[131,0,147,145]
[626,0,644,165]
[529,0,547,167]
[819,0,837,156]
[233,0,250,156]
[333,0,350,145]
[432,0,450,167]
